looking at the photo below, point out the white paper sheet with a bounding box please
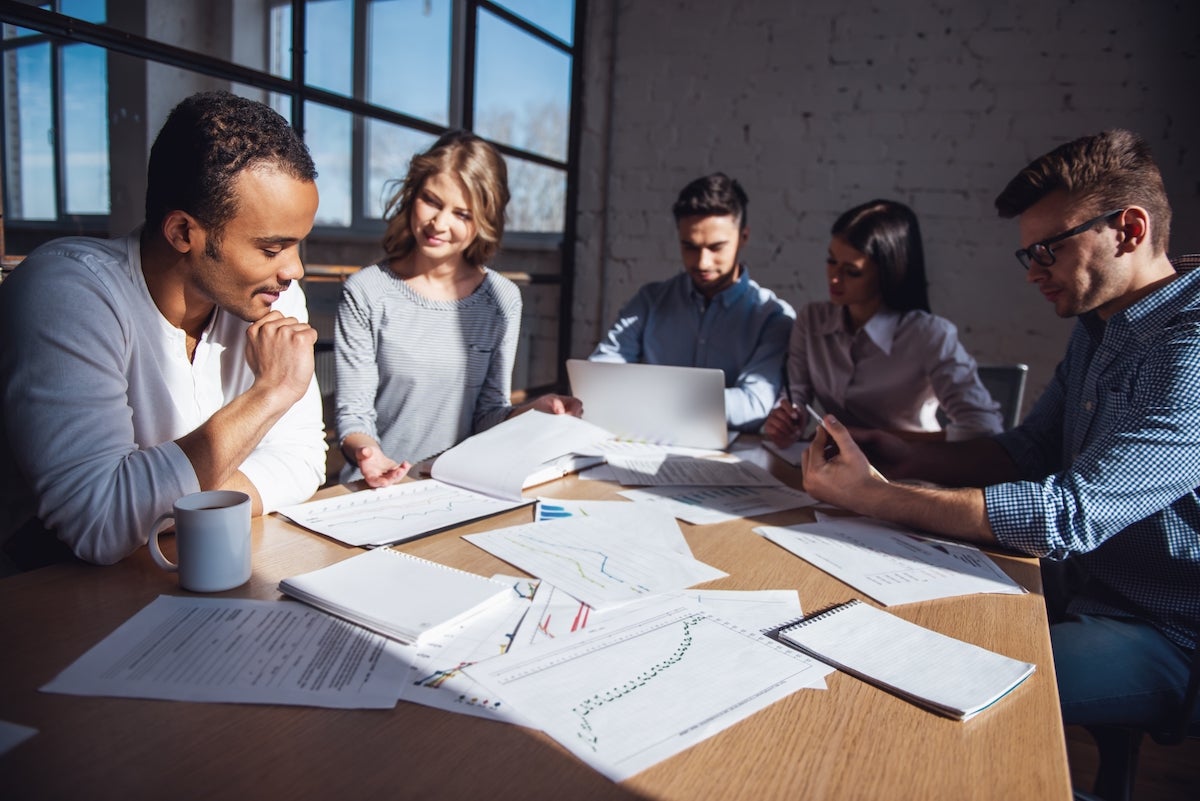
[606,454,784,487]
[464,597,833,781]
[756,517,1026,605]
[618,484,817,525]
[762,439,811,467]
[432,411,615,500]
[276,479,528,547]
[535,497,693,556]
[397,575,537,724]
[463,515,727,609]
[0,720,37,756]
[510,584,809,653]
[40,595,410,709]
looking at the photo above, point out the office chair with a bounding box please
[936,363,1029,431]
[1086,644,1200,801]
[313,342,340,486]
[976,363,1028,430]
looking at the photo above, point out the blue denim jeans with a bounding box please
[1053,614,1195,727]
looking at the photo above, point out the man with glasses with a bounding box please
[799,129,1200,735]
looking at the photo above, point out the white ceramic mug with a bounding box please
[148,490,252,592]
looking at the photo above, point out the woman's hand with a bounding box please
[763,398,808,447]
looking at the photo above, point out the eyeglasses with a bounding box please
[1013,208,1125,270]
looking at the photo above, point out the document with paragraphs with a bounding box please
[40,595,410,709]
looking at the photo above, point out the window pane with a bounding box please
[3,43,56,220]
[306,0,353,96]
[269,1,293,80]
[305,102,352,226]
[474,9,570,162]
[505,157,564,233]
[101,0,285,76]
[58,0,105,24]
[366,0,450,125]
[61,43,109,214]
[364,119,435,220]
[492,0,574,44]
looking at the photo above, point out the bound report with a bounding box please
[278,548,513,645]
[776,599,1035,720]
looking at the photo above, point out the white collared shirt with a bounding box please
[787,302,1002,440]
[0,233,327,564]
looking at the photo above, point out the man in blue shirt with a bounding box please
[800,130,1199,731]
[590,174,795,431]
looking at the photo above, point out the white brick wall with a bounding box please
[573,0,1200,413]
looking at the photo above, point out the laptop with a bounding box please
[565,359,730,450]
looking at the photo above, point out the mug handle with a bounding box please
[148,511,179,573]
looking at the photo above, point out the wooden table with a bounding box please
[0,443,1072,800]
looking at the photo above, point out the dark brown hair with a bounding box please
[994,129,1171,254]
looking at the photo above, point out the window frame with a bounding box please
[0,0,586,392]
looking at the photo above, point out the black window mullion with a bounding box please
[291,0,306,136]
[350,0,367,227]
[461,0,478,131]
[50,38,63,220]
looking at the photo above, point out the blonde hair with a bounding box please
[381,130,509,267]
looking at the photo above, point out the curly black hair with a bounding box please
[144,91,317,239]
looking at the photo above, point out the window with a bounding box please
[2,0,109,223]
[274,0,578,236]
[0,0,583,393]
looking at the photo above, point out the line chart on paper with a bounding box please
[463,516,726,608]
[464,600,828,781]
[275,480,527,547]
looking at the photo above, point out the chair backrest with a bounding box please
[314,341,336,416]
[935,363,1028,431]
[977,364,1028,430]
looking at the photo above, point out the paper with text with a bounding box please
[606,454,784,487]
[757,517,1025,605]
[276,479,527,547]
[40,595,409,709]
[463,515,727,609]
[619,484,817,525]
[397,575,537,724]
[464,597,833,781]
[535,497,693,556]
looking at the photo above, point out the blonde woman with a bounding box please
[335,131,578,486]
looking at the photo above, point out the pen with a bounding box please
[802,401,840,460]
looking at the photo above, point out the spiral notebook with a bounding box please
[278,548,513,645]
[774,599,1035,720]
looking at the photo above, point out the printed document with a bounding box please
[276,479,528,547]
[463,515,727,609]
[432,411,615,500]
[605,454,785,487]
[535,497,693,556]
[619,484,816,525]
[397,575,537,725]
[464,596,833,781]
[41,595,410,709]
[757,517,1025,605]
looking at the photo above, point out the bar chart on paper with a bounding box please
[464,600,830,781]
[276,481,528,547]
[400,581,535,724]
